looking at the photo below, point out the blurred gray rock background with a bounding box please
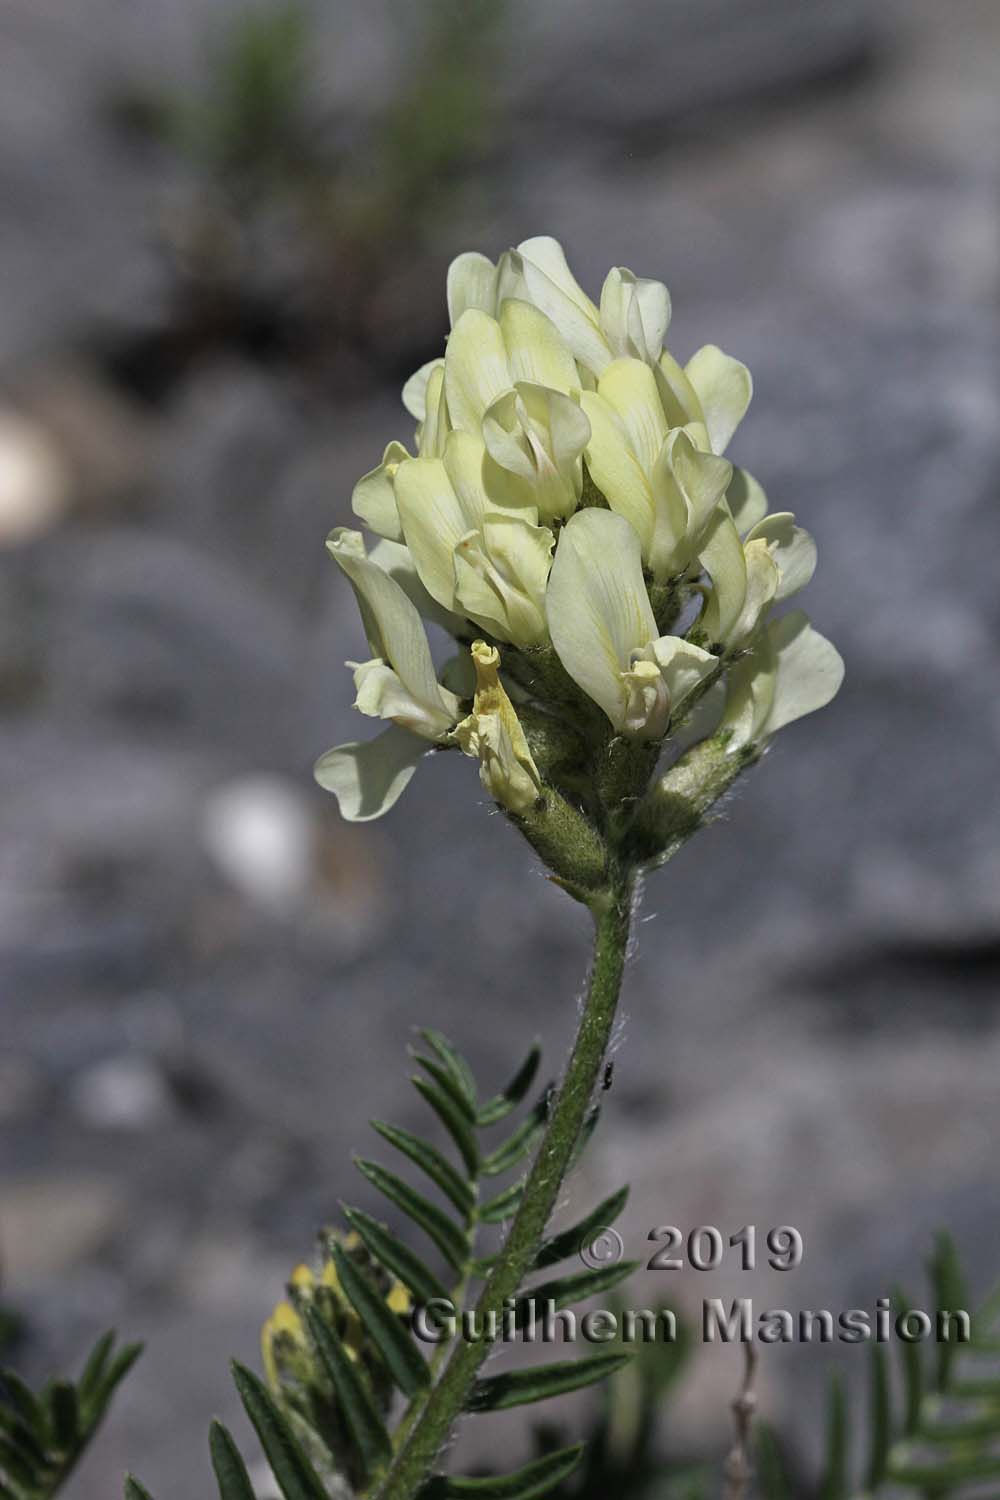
[0,0,998,1494]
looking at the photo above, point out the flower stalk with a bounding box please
[374,873,635,1500]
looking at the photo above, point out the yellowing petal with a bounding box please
[453,640,542,814]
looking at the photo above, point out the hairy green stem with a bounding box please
[373,875,635,1500]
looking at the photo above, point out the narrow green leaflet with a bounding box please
[753,1423,790,1500]
[331,1245,431,1399]
[819,1373,847,1500]
[512,1261,639,1324]
[419,1030,478,1113]
[477,1044,542,1127]
[354,1157,469,1271]
[533,1186,629,1270]
[342,1205,450,1305]
[411,1076,480,1176]
[466,1352,632,1412]
[209,1420,258,1500]
[49,1383,79,1454]
[419,1444,584,1499]
[481,1093,551,1178]
[231,1363,328,1500]
[479,1180,525,1224]
[124,1479,156,1500]
[865,1345,890,1491]
[303,1306,393,1481]
[371,1120,475,1218]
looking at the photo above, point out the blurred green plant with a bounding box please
[0,1332,141,1500]
[109,0,508,383]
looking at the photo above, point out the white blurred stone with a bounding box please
[200,774,318,919]
[0,407,70,546]
[70,1054,173,1130]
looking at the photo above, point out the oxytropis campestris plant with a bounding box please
[295,237,841,1500]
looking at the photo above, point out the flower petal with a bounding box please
[516,237,609,375]
[327,527,459,733]
[314,727,426,822]
[453,512,553,646]
[393,455,470,613]
[745,512,817,600]
[453,641,542,814]
[417,363,450,458]
[352,658,454,738]
[580,391,655,555]
[655,350,704,428]
[369,537,465,635]
[517,237,596,314]
[444,310,512,434]
[722,636,777,751]
[596,358,669,476]
[726,467,769,534]
[600,268,670,363]
[697,508,747,644]
[352,441,409,541]
[402,360,443,422]
[650,428,732,576]
[547,509,656,729]
[447,251,499,325]
[500,299,579,393]
[647,636,718,712]
[684,345,753,455]
[765,611,845,735]
[727,538,779,646]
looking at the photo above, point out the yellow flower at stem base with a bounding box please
[454,642,543,815]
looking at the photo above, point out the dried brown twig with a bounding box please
[722,1341,759,1500]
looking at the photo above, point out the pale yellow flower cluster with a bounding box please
[317,237,843,823]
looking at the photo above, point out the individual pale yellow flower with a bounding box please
[721,611,844,752]
[314,529,462,821]
[454,642,543,814]
[579,356,733,581]
[546,510,717,741]
[392,431,554,646]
